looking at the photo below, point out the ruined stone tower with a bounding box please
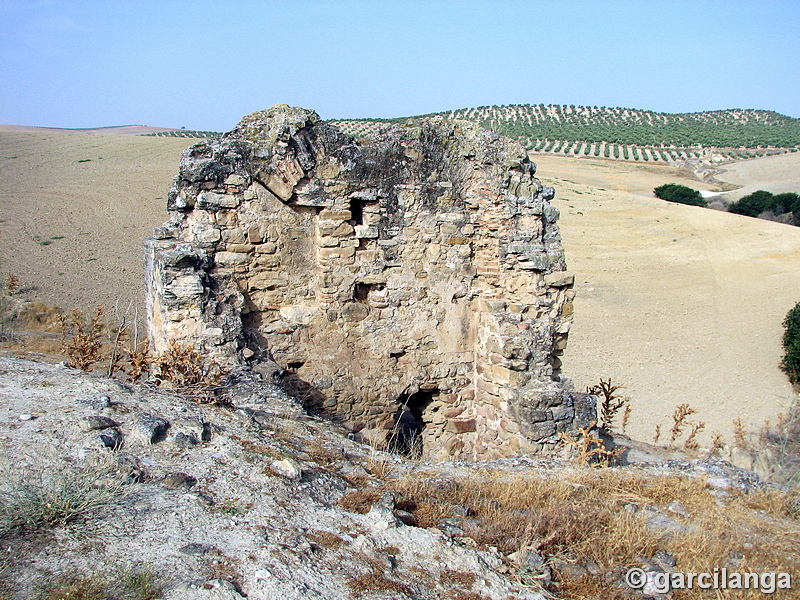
[145,105,594,459]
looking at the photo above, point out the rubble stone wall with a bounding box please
[145,105,594,459]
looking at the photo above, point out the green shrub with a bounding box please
[782,302,800,386]
[729,190,800,223]
[728,190,775,217]
[653,183,707,207]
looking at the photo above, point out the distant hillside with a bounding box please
[331,105,800,165]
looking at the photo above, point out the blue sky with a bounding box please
[1,0,798,131]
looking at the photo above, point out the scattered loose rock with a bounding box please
[79,415,120,432]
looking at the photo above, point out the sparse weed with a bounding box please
[750,400,800,485]
[683,420,706,450]
[652,423,661,445]
[0,456,127,538]
[709,432,725,456]
[33,566,162,600]
[621,404,632,434]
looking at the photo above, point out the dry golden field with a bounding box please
[536,153,800,445]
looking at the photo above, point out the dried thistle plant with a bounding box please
[151,342,229,405]
[683,421,706,450]
[653,424,662,445]
[125,339,150,383]
[733,418,748,450]
[559,421,623,468]
[4,274,19,296]
[621,404,632,434]
[587,378,630,433]
[669,403,697,444]
[57,306,106,371]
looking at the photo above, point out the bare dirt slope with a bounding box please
[1,127,799,448]
[715,152,800,200]
[534,154,800,446]
[0,129,189,313]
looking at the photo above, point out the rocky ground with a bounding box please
[1,354,797,600]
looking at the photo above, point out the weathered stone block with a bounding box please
[354,225,379,238]
[193,225,221,243]
[248,274,287,290]
[197,192,240,210]
[543,272,574,287]
[225,174,247,186]
[341,303,369,322]
[447,418,477,434]
[318,236,340,248]
[247,225,263,244]
[517,255,550,271]
[225,244,254,253]
[215,252,250,266]
[528,421,556,440]
[319,209,352,221]
[167,275,203,299]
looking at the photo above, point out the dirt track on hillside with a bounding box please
[1,129,798,447]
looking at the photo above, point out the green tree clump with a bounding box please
[728,190,800,223]
[782,302,800,386]
[653,183,707,207]
[727,190,776,217]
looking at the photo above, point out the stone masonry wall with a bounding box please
[145,105,594,460]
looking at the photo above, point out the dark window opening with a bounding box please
[349,198,364,225]
[387,389,437,457]
[353,282,384,303]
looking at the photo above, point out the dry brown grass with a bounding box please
[338,466,800,599]
[440,569,477,589]
[306,530,347,551]
[337,488,384,514]
[346,552,414,598]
